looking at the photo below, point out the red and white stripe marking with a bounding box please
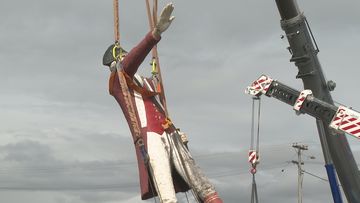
[330,106,360,139]
[293,89,312,111]
[245,75,273,96]
[248,150,258,164]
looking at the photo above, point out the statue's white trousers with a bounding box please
[147,131,216,203]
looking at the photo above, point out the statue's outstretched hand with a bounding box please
[153,3,175,39]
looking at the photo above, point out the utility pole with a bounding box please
[292,143,308,203]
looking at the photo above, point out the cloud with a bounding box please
[0,0,359,202]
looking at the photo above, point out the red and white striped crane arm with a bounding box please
[245,75,360,139]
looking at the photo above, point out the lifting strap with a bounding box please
[111,2,162,202]
[112,0,124,60]
[113,0,120,43]
[112,0,143,147]
[144,2,199,202]
[118,70,151,170]
[110,2,165,203]
[123,73,159,98]
[145,0,168,117]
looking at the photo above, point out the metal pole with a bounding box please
[274,0,360,202]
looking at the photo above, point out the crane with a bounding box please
[267,0,360,202]
[245,74,360,202]
[246,75,360,139]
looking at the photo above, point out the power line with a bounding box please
[0,146,347,191]
[301,169,328,183]
[0,146,299,175]
[0,162,328,191]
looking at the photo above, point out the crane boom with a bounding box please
[246,74,360,202]
[246,75,360,139]
[273,0,360,202]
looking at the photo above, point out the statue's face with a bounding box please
[120,53,127,60]
[109,61,117,72]
[110,61,116,67]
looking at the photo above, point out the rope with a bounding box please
[144,0,168,116]
[112,1,159,201]
[148,174,159,203]
[153,0,158,27]
[250,96,261,152]
[113,0,120,43]
[118,71,161,201]
[250,99,255,150]
[117,71,142,145]
[145,0,155,29]
[148,161,163,203]
[250,174,259,203]
[249,97,261,203]
[167,131,201,203]
[184,192,190,202]
[252,97,261,159]
[256,97,261,154]
[146,2,193,202]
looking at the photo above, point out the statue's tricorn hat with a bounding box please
[102,44,128,67]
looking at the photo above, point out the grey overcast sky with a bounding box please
[0,0,360,202]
